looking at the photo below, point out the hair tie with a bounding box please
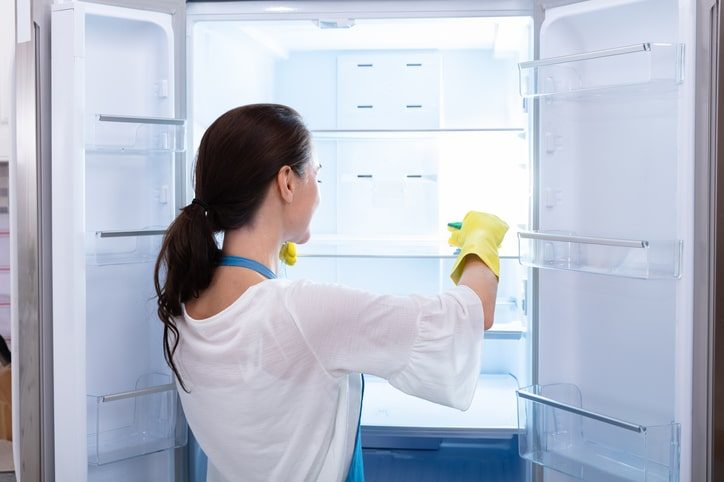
[191,198,210,215]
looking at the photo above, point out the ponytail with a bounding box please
[154,201,220,392]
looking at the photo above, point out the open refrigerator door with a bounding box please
[51,2,187,481]
[517,0,692,480]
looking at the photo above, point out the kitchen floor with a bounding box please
[0,473,13,482]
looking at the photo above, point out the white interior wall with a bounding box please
[0,0,13,344]
[84,13,173,395]
[0,0,11,162]
[191,23,277,151]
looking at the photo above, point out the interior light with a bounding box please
[264,6,297,13]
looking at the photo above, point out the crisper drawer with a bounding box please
[517,384,679,481]
[87,373,187,465]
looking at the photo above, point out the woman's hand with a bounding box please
[447,211,508,330]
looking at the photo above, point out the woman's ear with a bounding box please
[276,165,295,203]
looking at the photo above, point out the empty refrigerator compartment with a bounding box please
[86,114,186,152]
[336,138,439,236]
[517,231,682,279]
[363,374,519,435]
[87,373,187,465]
[517,384,680,482]
[518,43,683,98]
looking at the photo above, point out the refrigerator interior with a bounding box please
[52,3,186,481]
[518,0,687,480]
[188,10,532,480]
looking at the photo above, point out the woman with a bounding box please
[154,104,507,482]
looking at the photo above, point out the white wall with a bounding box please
[0,0,13,162]
[0,0,13,345]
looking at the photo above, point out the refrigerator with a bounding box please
[16,0,714,480]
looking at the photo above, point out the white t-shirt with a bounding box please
[176,278,484,482]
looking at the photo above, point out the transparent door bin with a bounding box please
[517,384,680,482]
[86,228,166,265]
[518,43,684,98]
[86,114,186,153]
[87,373,187,466]
[517,231,682,279]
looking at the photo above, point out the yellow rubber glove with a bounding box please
[279,241,297,266]
[448,211,509,284]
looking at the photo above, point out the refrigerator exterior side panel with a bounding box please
[707,1,724,480]
[16,0,55,480]
[691,1,719,479]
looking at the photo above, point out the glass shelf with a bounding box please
[517,384,680,482]
[87,373,187,466]
[86,114,186,152]
[311,128,525,139]
[362,373,519,438]
[518,43,684,98]
[517,231,682,279]
[298,236,519,260]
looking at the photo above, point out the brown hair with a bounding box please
[154,104,312,391]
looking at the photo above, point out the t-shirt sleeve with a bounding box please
[283,280,484,410]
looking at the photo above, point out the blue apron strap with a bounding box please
[188,428,208,482]
[218,255,277,280]
[345,374,365,482]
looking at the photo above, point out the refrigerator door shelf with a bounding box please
[517,231,682,279]
[517,384,680,482]
[362,373,519,438]
[86,114,186,153]
[518,43,684,99]
[86,373,187,466]
[86,229,165,266]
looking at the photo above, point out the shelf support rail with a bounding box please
[517,231,648,248]
[518,43,652,70]
[97,229,167,238]
[517,390,646,433]
[97,114,185,126]
[100,383,176,403]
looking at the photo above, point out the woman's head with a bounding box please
[155,104,316,391]
[195,104,316,235]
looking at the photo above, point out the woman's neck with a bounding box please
[221,221,283,273]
